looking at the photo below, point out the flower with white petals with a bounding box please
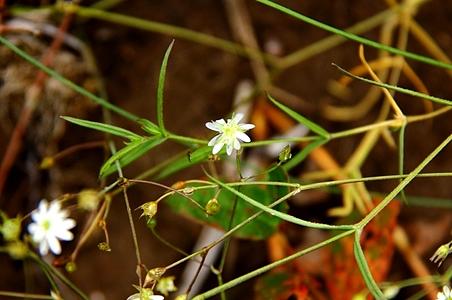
[206,113,255,156]
[28,200,76,256]
[437,285,452,300]
[127,291,164,300]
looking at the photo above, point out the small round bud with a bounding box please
[7,241,28,260]
[205,198,220,216]
[140,202,158,219]
[278,145,292,162]
[171,181,186,190]
[175,294,188,300]
[40,157,55,169]
[430,242,452,266]
[146,218,157,230]
[65,261,77,273]
[1,217,21,241]
[97,242,111,252]
[78,189,100,211]
[144,267,166,286]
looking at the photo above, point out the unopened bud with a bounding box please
[78,189,100,211]
[156,276,177,296]
[1,217,21,241]
[144,267,166,287]
[205,198,220,216]
[146,218,157,230]
[278,145,292,162]
[140,202,158,219]
[430,242,452,266]
[65,261,77,273]
[7,241,28,260]
[171,181,186,190]
[40,157,55,169]
[98,242,111,252]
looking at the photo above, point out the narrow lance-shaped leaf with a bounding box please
[100,137,165,178]
[268,94,330,139]
[353,231,386,300]
[257,0,452,71]
[62,116,141,140]
[0,36,138,121]
[137,118,161,136]
[333,63,452,106]
[156,40,175,136]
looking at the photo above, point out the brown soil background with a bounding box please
[0,0,451,299]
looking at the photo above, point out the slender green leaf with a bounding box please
[257,0,452,71]
[398,124,407,202]
[156,41,174,135]
[334,64,452,106]
[100,137,164,178]
[353,231,386,300]
[282,138,327,171]
[155,146,212,180]
[268,95,330,139]
[62,116,141,140]
[0,36,138,121]
[137,118,161,136]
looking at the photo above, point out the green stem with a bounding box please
[357,134,452,228]
[191,229,355,299]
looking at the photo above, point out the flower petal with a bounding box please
[239,123,255,131]
[236,132,251,143]
[226,144,233,156]
[208,134,221,146]
[206,121,221,132]
[48,235,62,255]
[212,143,224,154]
[233,138,241,150]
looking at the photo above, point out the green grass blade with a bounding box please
[353,231,386,299]
[100,137,165,178]
[333,64,452,106]
[257,0,452,71]
[398,124,407,202]
[62,116,141,140]
[0,36,139,121]
[282,138,327,171]
[156,41,174,136]
[268,95,330,139]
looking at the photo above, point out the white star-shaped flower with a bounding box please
[28,200,76,256]
[206,113,255,156]
[438,285,452,300]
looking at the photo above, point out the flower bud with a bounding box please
[78,189,100,211]
[1,216,21,241]
[98,242,111,252]
[140,202,158,219]
[40,157,55,169]
[182,187,194,195]
[65,261,77,273]
[144,267,166,287]
[278,145,292,162]
[205,198,220,216]
[171,181,186,190]
[430,242,452,266]
[7,241,28,260]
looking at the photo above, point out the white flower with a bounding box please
[206,113,255,156]
[127,292,164,300]
[437,285,452,300]
[28,200,76,256]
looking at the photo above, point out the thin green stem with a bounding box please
[357,134,452,228]
[191,229,355,299]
